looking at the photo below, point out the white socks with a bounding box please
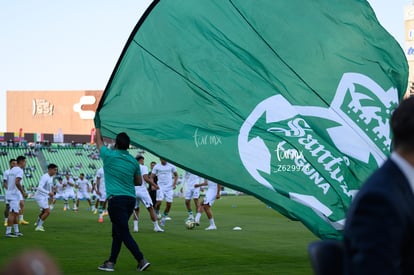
[195,213,201,223]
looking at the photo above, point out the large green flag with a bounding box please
[96,0,408,239]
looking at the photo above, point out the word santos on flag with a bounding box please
[95,0,408,239]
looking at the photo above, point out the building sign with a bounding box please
[405,41,414,61]
[7,90,103,135]
[73,96,97,119]
[32,99,54,116]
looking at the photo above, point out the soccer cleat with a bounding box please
[137,258,150,272]
[19,219,29,225]
[93,209,98,214]
[98,261,115,272]
[5,233,17,238]
[35,226,45,232]
[160,217,166,227]
[98,217,104,223]
[4,221,7,227]
[164,216,172,221]
[103,211,108,216]
[154,226,164,232]
[133,228,138,233]
[205,225,217,231]
[63,206,67,211]
[14,232,23,237]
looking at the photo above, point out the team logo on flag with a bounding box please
[238,72,397,226]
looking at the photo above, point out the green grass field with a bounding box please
[0,196,317,274]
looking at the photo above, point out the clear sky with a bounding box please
[0,0,410,132]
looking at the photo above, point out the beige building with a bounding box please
[7,90,103,135]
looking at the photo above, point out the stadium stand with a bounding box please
[0,148,43,195]
[0,144,238,198]
[0,145,181,197]
[42,147,102,181]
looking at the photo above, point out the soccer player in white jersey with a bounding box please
[62,173,77,211]
[194,180,221,230]
[133,156,163,232]
[95,167,108,222]
[5,155,27,237]
[34,164,58,232]
[51,177,65,210]
[183,171,201,220]
[3,158,17,226]
[150,158,178,226]
[75,173,94,211]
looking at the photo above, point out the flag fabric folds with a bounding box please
[96,0,408,239]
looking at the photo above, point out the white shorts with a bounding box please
[203,189,217,206]
[135,190,153,209]
[98,191,107,202]
[64,190,76,199]
[185,186,200,200]
[7,198,20,213]
[35,194,49,210]
[156,188,173,203]
[55,192,66,200]
[77,190,90,200]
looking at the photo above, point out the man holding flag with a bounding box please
[95,123,150,272]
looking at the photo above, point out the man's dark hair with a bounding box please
[48,163,58,170]
[9,159,16,165]
[150,161,156,165]
[115,132,130,150]
[136,155,144,161]
[391,97,414,152]
[16,156,26,163]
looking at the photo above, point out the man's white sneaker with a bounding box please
[164,216,172,221]
[35,226,45,232]
[154,227,164,232]
[205,225,217,230]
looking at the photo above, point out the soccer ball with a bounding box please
[185,220,196,230]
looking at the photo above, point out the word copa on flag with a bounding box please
[95,0,408,239]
